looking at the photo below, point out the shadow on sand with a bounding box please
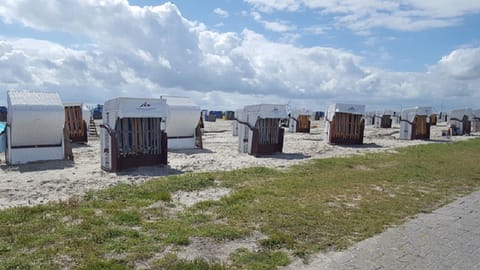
[71,142,91,149]
[168,148,215,155]
[256,152,311,160]
[114,165,183,178]
[336,143,383,149]
[301,137,324,142]
[1,159,75,173]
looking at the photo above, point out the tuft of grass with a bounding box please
[77,257,128,270]
[152,253,227,270]
[260,232,294,250]
[197,224,246,241]
[111,211,142,225]
[230,248,290,270]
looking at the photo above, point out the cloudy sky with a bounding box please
[0,0,479,112]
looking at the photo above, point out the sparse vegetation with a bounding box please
[1,139,480,269]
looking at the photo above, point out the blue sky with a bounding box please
[165,0,480,72]
[0,1,479,111]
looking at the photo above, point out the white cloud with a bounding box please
[304,25,329,35]
[262,20,296,32]
[213,7,229,18]
[278,33,301,44]
[430,47,480,80]
[245,0,302,13]
[251,11,296,32]
[244,0,480,32]
[0,1,478,110]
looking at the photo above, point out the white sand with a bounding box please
[0,120,475,209]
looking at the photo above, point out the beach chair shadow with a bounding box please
[0,159,75,172]
[336,143,383,149]
[168,148,215,155]
[115,165,183,177]
[257,152,311,160]
[71,142,92,148]
[302,137,324,142]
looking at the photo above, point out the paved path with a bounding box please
[286,190,480,270]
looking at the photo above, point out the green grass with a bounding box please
[1,139,480,269]
[152,254,228,270]
[230,248,290,269]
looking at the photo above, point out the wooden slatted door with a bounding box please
[251,118,284,155]
[116,118,163,157]
[380,115,392,128]
[296,115,310,132]
[64,105,86,142]
[110,117,167,171]
[412,116,430,139]
[329,113,364,144]
[255,118,280,145]
[430,114,437,126]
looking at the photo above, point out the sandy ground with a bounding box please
[0,120,475,209]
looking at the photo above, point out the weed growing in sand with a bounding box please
[152,253,228,269]
[1,139,480,269]
[230,248,290,269]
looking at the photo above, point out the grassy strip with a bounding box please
[1,139,480,269]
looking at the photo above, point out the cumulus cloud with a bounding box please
[251,11,297,33]
[304,25,329,35]
[244,0,480,32]
[213,7,229,18]
[430,47,480,80]
[0,1,478,110]
[244,0,302,13]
